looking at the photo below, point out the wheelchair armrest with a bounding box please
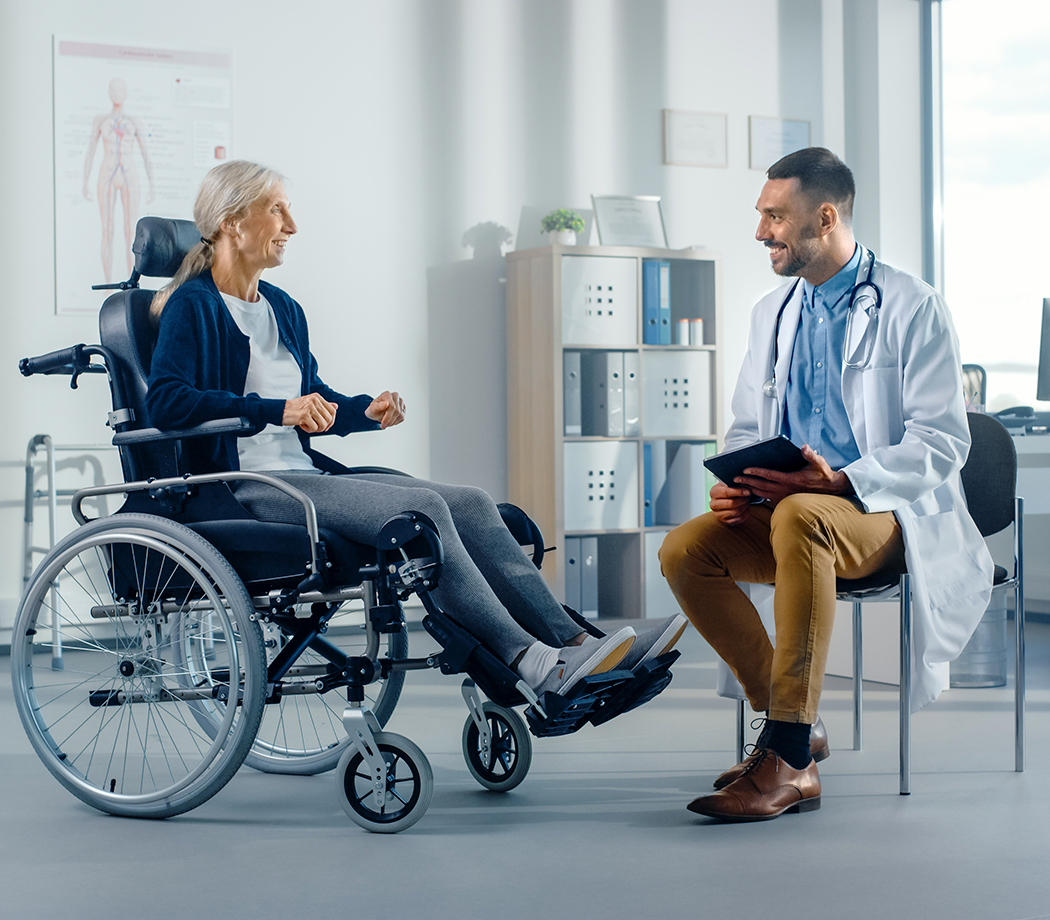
[112,417,254,444]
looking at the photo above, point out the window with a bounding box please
[943,0,1050,412]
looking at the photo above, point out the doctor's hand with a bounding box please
[283,393,337,433]
[366,390,406,429]
[709,481,756,526]
[733,444,851,505]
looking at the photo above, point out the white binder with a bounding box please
[623,352,640,436]
[654,442,712,525]
[581,351,624,437]
[563,351,582,436]
[644,532,684,619]
[580,536,599,619]
[563,536,582,614]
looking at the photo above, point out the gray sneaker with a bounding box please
[618,613,688,672]
[534,627,636,697]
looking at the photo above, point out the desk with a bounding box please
[1005,433,1050,609]
[1014,433,1050,514]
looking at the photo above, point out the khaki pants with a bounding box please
[659,494,905,723]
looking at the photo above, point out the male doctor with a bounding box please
[659,146,993,821]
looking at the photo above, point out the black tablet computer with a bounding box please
[703,436,807,485]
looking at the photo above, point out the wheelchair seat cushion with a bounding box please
[189,518,374,589]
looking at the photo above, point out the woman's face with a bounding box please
[229,181,297,272]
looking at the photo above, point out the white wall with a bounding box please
[844,0,925,276]
[0,0,924,640]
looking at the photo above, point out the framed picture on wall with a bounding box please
[662,109,728,168]
[591,195,668,248]
[748,116,810,170]
[53,36,233,315]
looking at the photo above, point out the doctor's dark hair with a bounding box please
[767,147,855,224]
[150,160,285,320]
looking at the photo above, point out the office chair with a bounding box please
[735,412,1024,795]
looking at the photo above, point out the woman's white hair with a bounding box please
[150,160,284,319]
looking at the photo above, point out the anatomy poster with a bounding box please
[53,37,232,314]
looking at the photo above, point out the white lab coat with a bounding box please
[718,248,994,711]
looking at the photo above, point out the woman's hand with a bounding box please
[283,393,337,433]
[366,391,406,429]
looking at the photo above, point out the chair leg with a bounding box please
[1015,586,1025,772]
[736,698,745,764]
[1015,495,1025,773]
[899,573,911,795]
[853,600,863,751]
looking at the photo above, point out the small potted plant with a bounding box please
[462,222,513,260]
[540,208,584,245]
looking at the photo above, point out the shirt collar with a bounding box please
[802,243,861,310]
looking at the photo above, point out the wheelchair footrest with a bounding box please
[588,651,679,727]
[524,670,633,738]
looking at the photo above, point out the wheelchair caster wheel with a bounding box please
[336,731,433,833]
[462,702,532,793]
[245,622,408,776]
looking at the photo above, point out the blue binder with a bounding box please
[658,261,671,344]
[642,260,671,344]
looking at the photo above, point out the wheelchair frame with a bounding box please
[12,216,677,833]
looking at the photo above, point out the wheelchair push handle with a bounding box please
[20,345,84,377]
[20,343,115,392]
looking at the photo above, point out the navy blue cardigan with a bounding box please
[145,271,379,474]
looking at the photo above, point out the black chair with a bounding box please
[735,412,1024,794]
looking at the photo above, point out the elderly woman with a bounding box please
[146,160,685,699]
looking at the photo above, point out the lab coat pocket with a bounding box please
[911,509,983,609]
[856,365,904,448]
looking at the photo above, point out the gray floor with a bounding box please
[2,620,1049,920]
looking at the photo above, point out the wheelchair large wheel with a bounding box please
[11,514,267,819]
[241,617,407,775]
[462,702,532,792]
[336,731,433,833]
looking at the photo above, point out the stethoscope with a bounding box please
[761,248,882,399]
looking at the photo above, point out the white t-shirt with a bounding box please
[221,292,316,472]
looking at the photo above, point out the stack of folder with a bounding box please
[642,259,671,345]
[644,441,717,526]
[564,351,640,437]
[563,536,599,619]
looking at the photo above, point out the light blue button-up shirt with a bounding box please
[782,244,862,470]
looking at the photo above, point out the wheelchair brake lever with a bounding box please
[394,558,439,591]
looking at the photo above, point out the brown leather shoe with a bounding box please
[713,709,827,789]
[712,715,830,790]
[688,750,821,821]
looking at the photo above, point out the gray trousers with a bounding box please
[232,471,583,662]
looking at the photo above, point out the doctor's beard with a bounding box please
[767,224,822,277]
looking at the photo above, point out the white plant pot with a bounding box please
[548,229,577,245]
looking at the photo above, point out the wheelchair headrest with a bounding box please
[132,217,200,278]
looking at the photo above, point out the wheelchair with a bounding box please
[13,216,678,833]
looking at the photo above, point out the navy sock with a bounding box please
[766,720,812,770]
